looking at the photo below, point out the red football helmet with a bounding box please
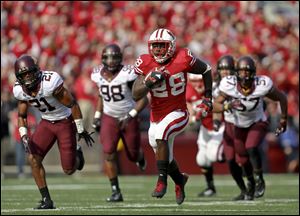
[148,28,176,64]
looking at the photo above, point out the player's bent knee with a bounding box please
[196,152,209,167]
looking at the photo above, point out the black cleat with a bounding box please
[198,187,216,197]
[106,191,123,202]
[175,173,189,205]
[35,199,55,209]
[76,145,85,171]
[152,181,167,198]
[136,158,147,171]
[245,181,255,200]
[254,177,265,198]
[232,191,246,201]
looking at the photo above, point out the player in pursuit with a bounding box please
[132,28,213,205]
[13,55,94,209]
[91,44,148,202]
[213,55,288,199]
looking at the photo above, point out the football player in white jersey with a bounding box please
[91,44,148,202]
[213,56,288,200]
[13,55,94,209]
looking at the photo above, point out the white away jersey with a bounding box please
[213,82,235,124]
[219,75,273,128]
[13,71,71,121]
[91,65,137,119]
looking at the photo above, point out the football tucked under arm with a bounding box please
[143,71,165,89]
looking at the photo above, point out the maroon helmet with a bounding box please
[236,56,256,88]
[14,55,42,91]
[102,44,123,73]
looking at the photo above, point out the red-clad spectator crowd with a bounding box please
[1,2,299,172]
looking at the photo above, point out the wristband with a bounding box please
[74,119,84,133]
[129,109,138,118]
[19,126,28,138]
[94,111,102,119]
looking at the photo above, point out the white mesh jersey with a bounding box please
[13,71,71,121]
[213,82,235,124]
[219,75,273,128]
[91,64,137,119]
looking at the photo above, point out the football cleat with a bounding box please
[198,187,216,197]
[175,173,189,205]
[151,181,167,198]
[254,177,265,198]
[245,181,255,200]
[106,191,123,202]
[35,198,55,209]
[232,191,246,201]
[136,158,147,171]
[76,145,85,171]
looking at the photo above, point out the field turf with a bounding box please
[1,173,299,215]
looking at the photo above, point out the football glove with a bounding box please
[119,114,132,131]
[21,135,30,153]
[143,71,165,89]
[224,99,245,112]
[275,118,287,136]
[92,118,101,132]
[78,130,94,147]
[195,98,213,120]
[213,119,222,131]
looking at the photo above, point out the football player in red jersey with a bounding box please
[13,55,94,209]
[186,74,225,197]
[214,55,288,200]
[132,28,213,205]
[91,44,148,202]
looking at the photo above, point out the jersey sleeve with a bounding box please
[133,54,152,76]
[45,72,64,96]
[123,65,138,82]
[219,75,236,96]
[257,75,273,95]
[91,65,102,85]
[176,48,197,70]
[12,84,24,101]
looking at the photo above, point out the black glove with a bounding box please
[78,130,95,147]
[21,135,30,153]
[119,114,133,131]
[143,71,165,89]
[92,118,101,132]
[275,118,287,136]
[213,119,222,131]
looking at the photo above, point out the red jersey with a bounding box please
[186,82,214,130]
[134,48,196,122]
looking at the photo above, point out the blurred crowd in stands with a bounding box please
[1,1,299,174]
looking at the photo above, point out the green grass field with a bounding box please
[1,174,299,215]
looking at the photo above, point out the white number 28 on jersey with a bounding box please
[152,72,186,97]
